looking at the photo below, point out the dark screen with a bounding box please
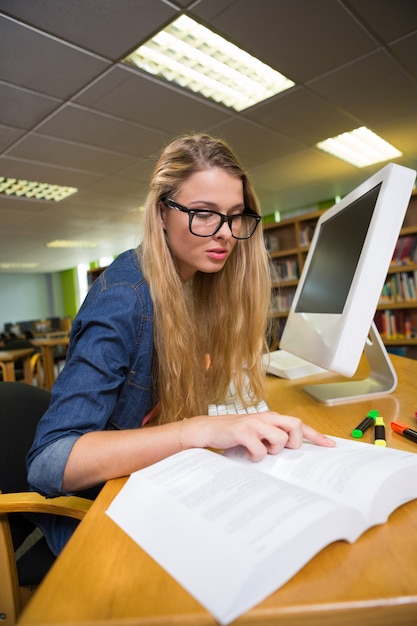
[294,183,382,314]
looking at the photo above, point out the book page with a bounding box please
[106,447,364,625]
[225,436,417,524]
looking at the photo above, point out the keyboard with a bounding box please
[263,349,326,379]
[208,397,269,416]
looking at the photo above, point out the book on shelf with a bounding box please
[299,223,316,246]
[391,234,417,267]
[375,309,415,340]
[106,436,417,625]
[270,258,299,282]
[379,271,417,304]
[264,232,280,253]
[270,289,295,313]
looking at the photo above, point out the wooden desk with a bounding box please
[19,355,417,625]
[0,348,34,383]
[31,337,69,391]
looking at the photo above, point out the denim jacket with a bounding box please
[26,248,155,553]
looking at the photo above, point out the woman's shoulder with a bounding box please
[83,249,152,312]
[92,249,149,293]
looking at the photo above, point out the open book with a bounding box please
[106,437,417,625]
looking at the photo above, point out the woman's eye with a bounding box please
[195,211,215,220]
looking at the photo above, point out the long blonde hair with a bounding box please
[140,134,271,423]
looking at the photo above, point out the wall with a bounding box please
[60,268,80,320]
[0,272,66,332]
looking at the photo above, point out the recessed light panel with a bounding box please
[0,262,39,269]
[0,177,78,201]
[124,15,295,111]
[46,240,98,249]
[316,127,402,168]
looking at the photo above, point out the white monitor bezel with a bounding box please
[280,163,416,378]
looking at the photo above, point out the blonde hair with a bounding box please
[140,134,271,423]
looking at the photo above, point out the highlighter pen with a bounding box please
[351,410,379,438]
[374,416,386,447]
[391,421,417,444]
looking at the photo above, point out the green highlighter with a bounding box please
[351,410,379,438]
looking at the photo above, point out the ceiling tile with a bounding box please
[82,175,149,202]
[246,87,358,144]
[345,0,417,42]
[0,83,61,129]
[61,189,140,213]
[36,104,167,156]
[208,118,303,167]
[0,0,178,60]
[8,134,137,175]
[390,31,417,82]
[309,50,417,124]
[0,15,110,98]
[191,0,378,82]
[373,112,417,160]
[251,148,370,213]
[0,124,25,151]
[75,66,232,133]
[0,155,101,188]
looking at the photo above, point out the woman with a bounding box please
[27,134,334,553]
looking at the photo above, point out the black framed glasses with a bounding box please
[163,197,261,239]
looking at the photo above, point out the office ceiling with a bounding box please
[1,0,417,273]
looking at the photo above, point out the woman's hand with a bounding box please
[183,411,335,462]
[63,410,335,492]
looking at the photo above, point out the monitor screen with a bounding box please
[295,184,380,314]
[279,162,416,404]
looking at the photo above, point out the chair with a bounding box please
[29,352,43,387]
[0,382,92,625]
[0,338,44,387]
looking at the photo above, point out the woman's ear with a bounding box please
[159,200,167,231]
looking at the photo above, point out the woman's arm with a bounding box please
[63,411,335,491]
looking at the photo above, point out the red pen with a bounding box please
[391,421,417,444]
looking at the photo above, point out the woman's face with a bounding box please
[160,168,244,282]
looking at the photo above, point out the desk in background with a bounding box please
[31,336,69,391]
[19,354,417,626]
[0,348,34,383]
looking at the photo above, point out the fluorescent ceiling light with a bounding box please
[46,240,98,249]
[124,15,294,111]
[0,262,39,269]
[0,177,78,201]
[316,126,402,168]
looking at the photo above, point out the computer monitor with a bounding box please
[279,162,416,405]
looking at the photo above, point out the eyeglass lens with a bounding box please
[191,211,258,239]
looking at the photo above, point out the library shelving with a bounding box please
[87,266,108,289]
[264,190,417,357]
[264,209,323,350]
[376,191,417,358]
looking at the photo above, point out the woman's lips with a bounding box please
[206,248,228,260]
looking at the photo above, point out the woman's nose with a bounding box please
[213,220,233,239]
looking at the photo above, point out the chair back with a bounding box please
[0,382,51,495]
[0,382,92,624]
[0,382,51,552]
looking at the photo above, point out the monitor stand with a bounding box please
[303,321,398,406]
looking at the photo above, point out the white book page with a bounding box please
[106,448,363,624]
[225,436,417,523]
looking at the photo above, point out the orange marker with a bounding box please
[391,421,417,444]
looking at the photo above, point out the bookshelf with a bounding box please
[264,210,323,350]
[264,191,417,356]
[376,191,417,357]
